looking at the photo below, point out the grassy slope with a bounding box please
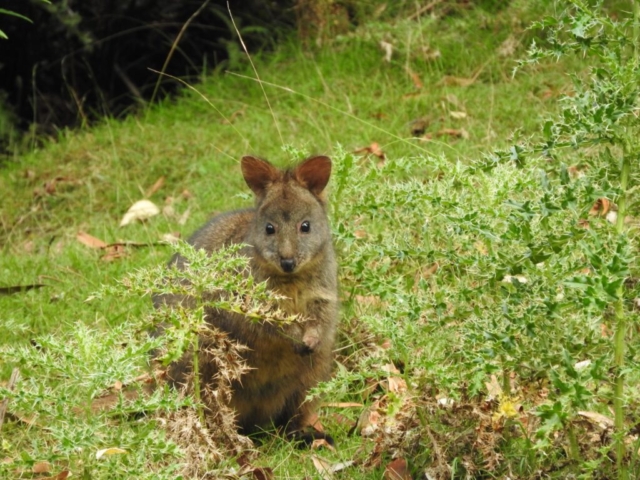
[0,2,563,338]
[0,1,590,478]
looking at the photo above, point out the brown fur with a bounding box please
[154,156,338,435]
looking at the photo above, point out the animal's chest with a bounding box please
[273,281,308,316]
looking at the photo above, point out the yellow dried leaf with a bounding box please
[449,110,467,119]
[96,447,127,459]
[120,200,160,226]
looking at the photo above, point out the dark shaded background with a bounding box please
[0,0,297,137]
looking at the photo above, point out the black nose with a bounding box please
[280,258,296,273]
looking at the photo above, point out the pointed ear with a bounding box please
[241,156,279,197]
[293,156,332,198]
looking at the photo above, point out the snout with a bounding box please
[280,258,296,273]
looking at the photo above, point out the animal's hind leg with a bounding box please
[280,391,334,447]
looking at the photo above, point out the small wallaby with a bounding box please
[155,155,338,441]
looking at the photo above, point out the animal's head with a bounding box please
[242,155,332,276]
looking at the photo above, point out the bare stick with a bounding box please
[227,1,284,145]
[150,0,212,105]
[0,368,21,430]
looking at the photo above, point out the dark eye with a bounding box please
[300,221,311,233]
[266,223,276,235]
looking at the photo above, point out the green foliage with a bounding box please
[521,2,640,477]
[4,0,640,478]
[0,0,49,40]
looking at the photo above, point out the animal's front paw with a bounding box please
[293,327,320,355]
[302,329,320,351]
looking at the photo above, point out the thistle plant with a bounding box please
[520,2,640,476]
[99,241,302,423]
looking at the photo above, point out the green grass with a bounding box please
[4,1,636,478]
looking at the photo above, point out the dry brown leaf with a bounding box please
[177,207,191,226]
[589,198,612,217]
[113,380,123,391]
[101,245,128,262]
[356,404,381,436]
[162,232,181,244]
[354,142,386,160]
[386,376,408,394]
[237,454,274,480]
[578,410,614,429]
[310,457,353,477]
[405,66,423,89]
[574,359,591,371]
[384,458,412,480]
[354,295,383,307]
[52,471,71,480]
[162,199,175,218]
[77,231,108,249]
[120,199,160,226]
[422,45,441,61]
[306,412,324,432]
[435,128,469,139]
[354,229,368,239]
[449,110,467,119]
[436,397,454,408]
[312,438,336,451]
[32,461,52,474]
[485,374,502,400]
[497,35,518,57]
[39,176,73,196]
[20,240,35,253]
[419,263,439,279]
[567,164,586,178]
[145,176,165,198]
[444,93,462,108]
[311,455,334,480]
[133,372,158,383]
[380,40,394,62]
[381,363,400,374]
